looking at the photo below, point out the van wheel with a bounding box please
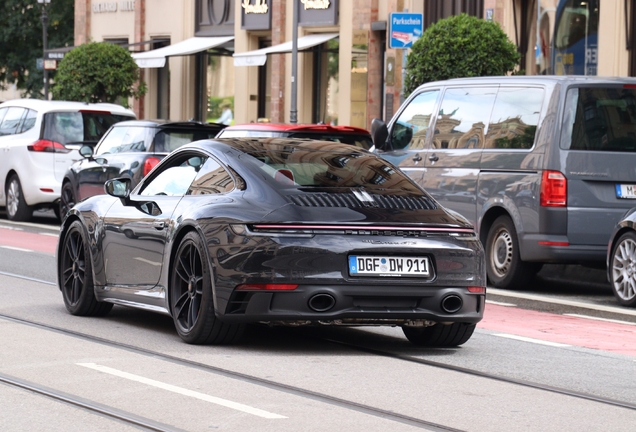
[485,215,535,289]
[5,174,33,222]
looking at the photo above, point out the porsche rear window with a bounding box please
[242,145,426,195]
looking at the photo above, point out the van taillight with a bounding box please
[27,139,70,153]
[540,170,567,207]
[143,157,160,176]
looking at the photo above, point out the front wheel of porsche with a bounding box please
[170,231,244,344]
[60,220,113,316]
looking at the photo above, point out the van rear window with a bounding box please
[561,87,636,151]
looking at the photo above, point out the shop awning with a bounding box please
[133,36,235,68]
[233,33,339,67]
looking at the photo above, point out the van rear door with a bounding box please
[558,84,636,248]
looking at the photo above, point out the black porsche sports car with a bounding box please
[57,138,486,346]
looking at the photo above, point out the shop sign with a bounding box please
[196,0,235,36]
[241,0,271,30]
[298,0,338,27]
[92,1,135,13]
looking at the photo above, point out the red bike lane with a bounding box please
[0,227,58,255]
[479,303,636,357]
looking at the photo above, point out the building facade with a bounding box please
[65,0,636,130]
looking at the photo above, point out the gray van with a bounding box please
[372,76,636,289]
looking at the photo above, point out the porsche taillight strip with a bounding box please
[252,224,475,234]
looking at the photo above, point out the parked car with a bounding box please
[57,138,485,346]
[216,123,373,150]
[60,120,226,219]
[607,208,636,307]
[371,75,636,289]
[0,99,135,221]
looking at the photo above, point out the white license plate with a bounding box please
[348,256,430,277]
[616,184,636,199]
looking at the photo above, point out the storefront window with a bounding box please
[315,38,340,125]
[206,54,235,123]
[552,0,599,75]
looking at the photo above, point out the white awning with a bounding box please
[133,36,234,68]
[233,33,339,67]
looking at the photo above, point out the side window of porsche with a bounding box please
[140,154,207,197]
[187,157,235,195]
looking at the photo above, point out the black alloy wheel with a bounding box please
[5,174,33,222]
[402,322,476,347]
[170,231,244,344]
[60,220,113,316]
[59,181,76,222]
[485,215,541,289]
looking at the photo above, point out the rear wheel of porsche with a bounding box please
[402,322,476,347]
[60,220,113,316]
[170,231,244,344]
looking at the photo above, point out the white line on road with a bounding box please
[40,232,59,237]
[0,225,23,231]
[133,257,162,266]
[0,245,33,253]
[488,287,636,317]
[77,363,287,419]
[0,220,59,231]
[564,314,636,326]
[492,333,571,348]
[486,300,517,307]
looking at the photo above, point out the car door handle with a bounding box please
[153,221,165,230]
[428,154,439,162]
[412,154,422,162]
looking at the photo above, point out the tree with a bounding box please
[52,42,147,104]
[404,14,520,95]
[0,0,74,98]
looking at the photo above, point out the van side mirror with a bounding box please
[371,118,389,151]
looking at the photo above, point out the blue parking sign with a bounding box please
[389,13,423,49]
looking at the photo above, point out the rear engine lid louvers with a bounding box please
[288,192,437,210]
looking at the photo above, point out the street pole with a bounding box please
[39,0,50,100]
[290,0,299,123]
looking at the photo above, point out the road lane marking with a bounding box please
[486,300,517,307]
[492,333,571,348]
[0,225,23,231]
[0,220,59,231]
[1,245,33,253]
[488,287,636,317]
[564,314,636,326]
[40,232,59,237]
[0,270,56,286]
[77,363,287,419]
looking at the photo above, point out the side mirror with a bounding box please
[371,118,389,151]
[79,145,94,159]
[105,177,131,205]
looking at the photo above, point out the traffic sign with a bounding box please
[389,13,423,49]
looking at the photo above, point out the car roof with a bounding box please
[111,119,226,129]
[0,98,135,116]
[415,75,636,89]
[221,123,370,135]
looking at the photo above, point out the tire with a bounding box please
[5,174,33,222]
[485,215,538,289]
[170,231,244,344]
[59,181,76,222]
[402,322,476,347]
[59,220,113,316]
[609,231,636,307]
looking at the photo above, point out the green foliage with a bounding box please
[52,42,146,103]
[207,96,233,122]
[404,14,520,95]
[0,0,74,98]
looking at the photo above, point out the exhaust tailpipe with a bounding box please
[441,294,463,314]
[308,293,336,312]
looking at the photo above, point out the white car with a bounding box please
[0,99,135,221]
